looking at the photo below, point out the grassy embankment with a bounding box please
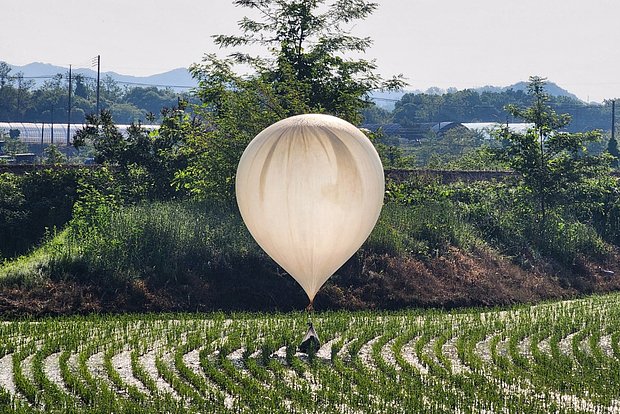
[2,175,620,314]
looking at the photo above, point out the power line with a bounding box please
[3,75,616,112]
[6,74,195,89]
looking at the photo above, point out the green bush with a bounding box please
[540,213,609,264]
[449,180,611,265]
[367,200,478,258]
[58,200,262,285]
[0,169,82,260]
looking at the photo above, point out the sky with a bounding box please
[2,0,620,102]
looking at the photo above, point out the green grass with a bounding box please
[368,200,479,257]
[1,198,481,287]
[0,200,263,287]
[0,229,73,287]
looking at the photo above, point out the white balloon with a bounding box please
[235,114,384,303]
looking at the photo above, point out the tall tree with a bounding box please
[497,76,610,233]
[212,0,403,124]
[73,74,89,99]
[0,62,11,88]
[608,100,619,168]
[179,0,404,199]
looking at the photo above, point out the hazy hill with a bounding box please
[6,62,197,91]
[371,80,581,110]
[475,81,580,100]
[5,61,582,105]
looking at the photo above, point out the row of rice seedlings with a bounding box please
[12,343,38,406]
[157,349,218,412]
[3,294,620,412]
[103,344,144,402]
[31,341,76,410]
[475,300,613,412]
[129,348,159,396]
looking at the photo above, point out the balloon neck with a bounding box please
[305,301,314,313]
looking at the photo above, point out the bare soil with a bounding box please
[2,247,620,316]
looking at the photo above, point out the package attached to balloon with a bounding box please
[235,114,385,305]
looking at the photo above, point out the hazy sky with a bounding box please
[2,0,620,102]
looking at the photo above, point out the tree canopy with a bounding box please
[177,0,405,199]
[496,76,611,234]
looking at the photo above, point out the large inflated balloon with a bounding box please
[236,114,384,303]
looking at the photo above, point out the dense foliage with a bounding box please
[390,87,612,134]
[0,169,85,260]
[173,0,404,200]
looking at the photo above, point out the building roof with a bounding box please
[0,122,159,146]
[462,122,533,139]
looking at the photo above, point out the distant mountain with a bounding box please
[4,62,582,104]
[5,62,197,91]
[475,81,580,100]
[370,80,581,110]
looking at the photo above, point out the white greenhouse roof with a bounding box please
[462,122,533,139]
[0,122,158,146]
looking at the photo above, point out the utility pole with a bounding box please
[16,75,22,121]
[51,106,54,145]
[97,55,101,115]
[613,100,616,144]
[67,65,72,146]
[608,99,619,168]
[93,55,101,115]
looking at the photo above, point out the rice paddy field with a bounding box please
[2,293,620,413]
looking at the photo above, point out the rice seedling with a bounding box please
[1,294,620,412]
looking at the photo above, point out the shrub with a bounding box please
[367,200,478,258]
[57,200,263,286]
[0,169,81,259]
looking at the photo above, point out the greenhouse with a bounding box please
[0,122,158,146]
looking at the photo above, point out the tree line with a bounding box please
[362,87,614,136]
[1,66,613,136]
[0,62,188,124]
